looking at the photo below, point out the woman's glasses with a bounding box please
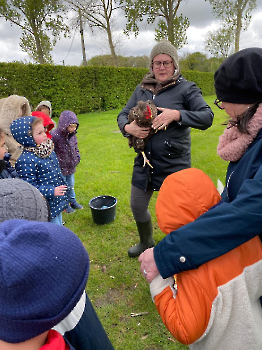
[152,61,173,69]
[214,99,224,110]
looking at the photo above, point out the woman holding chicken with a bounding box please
[117,40,213,257]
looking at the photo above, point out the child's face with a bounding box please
[0,134,6,160]
[37,106,50,117]
[33,123,47,145]
[67,124,77,133]
[44,125,51,133]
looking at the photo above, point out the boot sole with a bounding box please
[128,243,155,258]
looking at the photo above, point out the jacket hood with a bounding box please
[56,110,79,133]
[10,116,37,147]
[156,168,221,234]
[0,95,31,135]
[31,111,55,139]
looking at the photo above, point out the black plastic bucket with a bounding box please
[89,195,117,225]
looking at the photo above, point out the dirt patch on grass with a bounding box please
[94,288,120,307]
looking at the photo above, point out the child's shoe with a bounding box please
[64,205,75,214]
[70,201,83,210]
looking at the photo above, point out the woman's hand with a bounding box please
[124,120,150,138]
[138,248,160,283]
[152,107,181,130]
[54,185,67,197]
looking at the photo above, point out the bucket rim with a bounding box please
[89,195,117,210]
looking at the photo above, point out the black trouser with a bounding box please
[130,184,154,222]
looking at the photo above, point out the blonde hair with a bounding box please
[31,117,44,130]
[28,117,44,138]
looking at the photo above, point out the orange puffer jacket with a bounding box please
[150,168,262,350]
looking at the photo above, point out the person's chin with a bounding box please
[157,75,168,82]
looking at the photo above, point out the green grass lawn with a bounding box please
[60,95,228,350]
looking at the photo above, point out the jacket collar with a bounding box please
[141,74,183,95]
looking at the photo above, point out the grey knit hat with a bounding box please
[149,40,179,70]
[36,100,52,118]
[0,179,49,223]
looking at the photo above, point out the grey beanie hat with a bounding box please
[0,179,49,223]
[36,100,52,118]
[149,40,179,69]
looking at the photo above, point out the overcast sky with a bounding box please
[0,0,262,66]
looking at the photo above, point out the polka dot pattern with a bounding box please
[10,116,69,219]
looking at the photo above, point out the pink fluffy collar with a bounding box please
[217,103,262,162]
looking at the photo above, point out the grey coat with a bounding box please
[117,75,214,191]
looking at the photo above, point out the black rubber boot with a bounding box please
[128,220,155,258]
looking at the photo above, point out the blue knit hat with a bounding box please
[0,219,89,343]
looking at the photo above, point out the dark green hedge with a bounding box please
[0,63,215,117]
[182,70,215,96]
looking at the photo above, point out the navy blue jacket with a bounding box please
[0,161,17,179]
[155,129,262,278]
[10,116,69,219]
[63,294,114,350]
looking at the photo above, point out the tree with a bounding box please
[179,52,224,73]
[207,56,224,73]
[121,0,190,49]
[179,52,209,72]
[0,0,69,64]
[66,0,123,66]
[205,0,257,52]
[204,26,234,58]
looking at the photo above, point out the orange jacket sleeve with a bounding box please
[152,269,213,345]
[151,236,262,345]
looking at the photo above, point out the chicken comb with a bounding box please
[143,105,152,120]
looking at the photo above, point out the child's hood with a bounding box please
[31,111,55,139]
[156,168,221,235]
[10,116,37,147]
[31,111,55,131]
[0,95,31,135]
[57,110,79,133]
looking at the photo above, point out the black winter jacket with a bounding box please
[117,75,214,191]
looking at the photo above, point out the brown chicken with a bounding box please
[128,100,158,168]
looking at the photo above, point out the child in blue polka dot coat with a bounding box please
[10,116,69,225]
